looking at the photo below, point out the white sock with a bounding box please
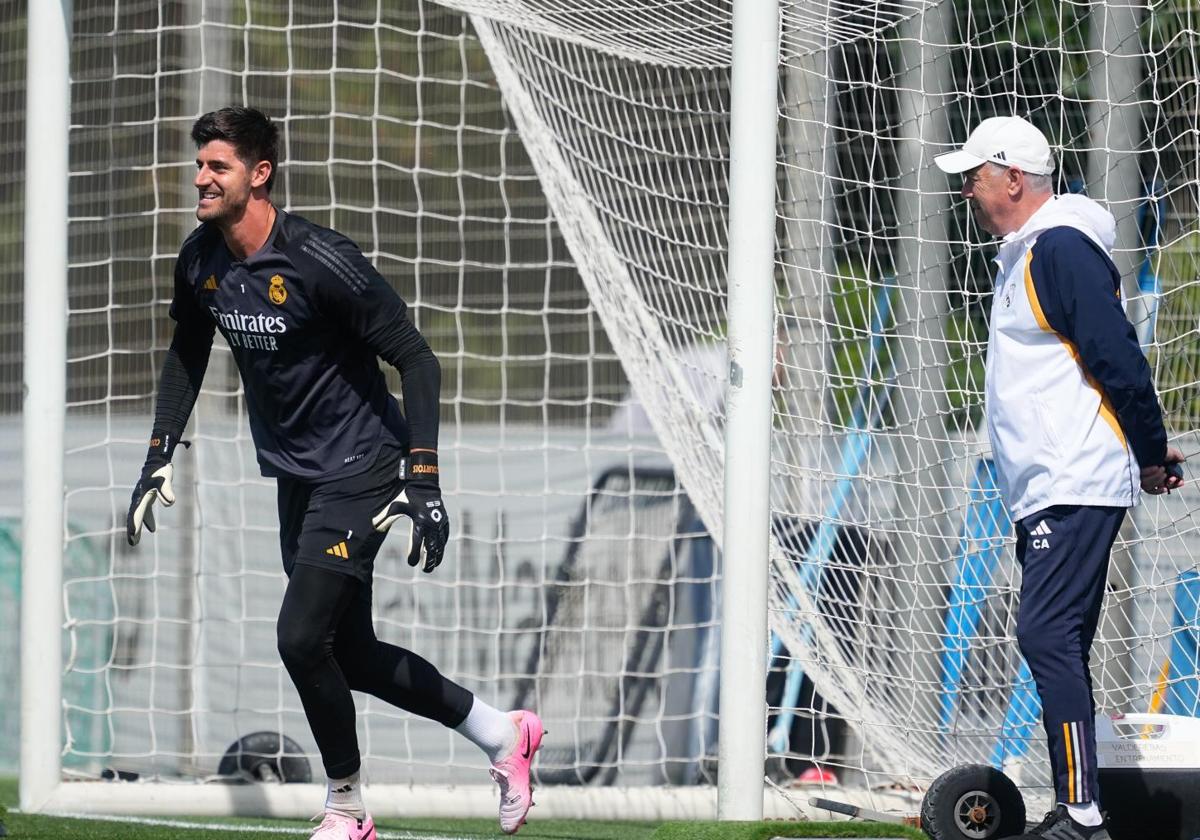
[1064,801,1102,827]
[455,696,517,763]
[326,771,366,819]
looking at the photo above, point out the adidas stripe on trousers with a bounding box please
[1015,503,1126,807]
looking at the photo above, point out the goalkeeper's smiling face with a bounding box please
[194,139,260,226]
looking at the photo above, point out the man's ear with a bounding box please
[1007,166,1024,197]
[251,160,273,190]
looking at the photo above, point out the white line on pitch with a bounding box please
[19,810,478,840]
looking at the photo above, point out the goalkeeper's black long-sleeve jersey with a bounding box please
[163,210,440,480]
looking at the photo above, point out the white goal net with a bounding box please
[7,0,1200,820]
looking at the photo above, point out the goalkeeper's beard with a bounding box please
[196,187,251,226]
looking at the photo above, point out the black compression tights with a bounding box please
[275,564,474,778]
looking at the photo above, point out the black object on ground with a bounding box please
[920,764,1025,840]
[810,796,921,828]
[217,730,312,783]
[1099,766,1200,840]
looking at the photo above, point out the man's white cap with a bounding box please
[934,116,1056,176]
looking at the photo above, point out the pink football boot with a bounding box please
[308,811,376,840]
[489,710,544,834]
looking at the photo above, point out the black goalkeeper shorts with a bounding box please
[276,442,403,585]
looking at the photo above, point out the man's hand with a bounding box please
[127,431,185,546]
[127,462,176,545]
[372,450,449,572]
[1141,446,1186,495]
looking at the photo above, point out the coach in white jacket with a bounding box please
[936,117,1184,840]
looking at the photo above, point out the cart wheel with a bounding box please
[920,764,1025,840]
[217,731,312,783]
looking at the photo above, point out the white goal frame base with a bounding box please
[27,782,840,821]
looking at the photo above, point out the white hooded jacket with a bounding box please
[985,194,1166,521]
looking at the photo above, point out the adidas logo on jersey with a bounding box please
[325,541,349,559]
[1030,519,1052,550]
[203,274,219,291]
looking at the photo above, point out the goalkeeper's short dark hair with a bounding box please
[192,106,280,192]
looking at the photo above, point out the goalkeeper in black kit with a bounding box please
[126,107,542,839]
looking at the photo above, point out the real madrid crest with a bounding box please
[269,274,288,305]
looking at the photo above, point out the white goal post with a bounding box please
[20,0,69,816]
[17,0,1200,824]
[718,0,780,820]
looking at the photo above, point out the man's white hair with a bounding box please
[986,161,1053,193]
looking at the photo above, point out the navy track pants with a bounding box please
[1015,504,1126,807]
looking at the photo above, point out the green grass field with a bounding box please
[0,778,925,840]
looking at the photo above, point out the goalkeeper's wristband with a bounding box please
[402,449,439,486]
[145,429,185,467]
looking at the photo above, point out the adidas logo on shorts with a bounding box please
[325,541,349,559]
